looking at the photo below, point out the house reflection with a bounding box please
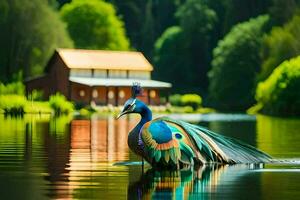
[70,115,136,163]
[43,115,138,199]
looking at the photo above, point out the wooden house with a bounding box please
[25,49,171,105]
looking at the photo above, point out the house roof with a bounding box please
[57,48,153,71]
[69,77,172,88]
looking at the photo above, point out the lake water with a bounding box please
[0,113,300,200]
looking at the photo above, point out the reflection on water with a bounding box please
[0,114,300,199]
[128,164,264,200]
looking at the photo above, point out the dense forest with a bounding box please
[0,0,300,115]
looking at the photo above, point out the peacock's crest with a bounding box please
[132,82,143,98]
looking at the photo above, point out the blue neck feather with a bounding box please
[137,103,152,130]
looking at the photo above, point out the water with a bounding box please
[0,114,300,199]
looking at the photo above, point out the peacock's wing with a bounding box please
[160,117,272,164]
[140,118,214,167]
[140,120,181,167]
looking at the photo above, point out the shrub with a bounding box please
[256,56,300,116]
[260,15,300,81]
[28,89,44,101]
[181,94,202,110]
[49,93,74,115]
[169,94,182,106]
[0,95,26,115]
[0,82,25,95]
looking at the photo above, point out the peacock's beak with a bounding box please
[116,110,129,119]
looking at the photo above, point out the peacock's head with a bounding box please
[117,83,145,119]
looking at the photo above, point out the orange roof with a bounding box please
[57,48,153,71]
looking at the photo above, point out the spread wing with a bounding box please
[140,120,181,167]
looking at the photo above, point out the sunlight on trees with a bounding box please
[60,0,130,50]
[256,56,300,116]
[208,15,270,111]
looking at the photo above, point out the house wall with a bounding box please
[48,55,70,97]
[70,82,92,104]
[25,75,51,99]
[26,53,70,99]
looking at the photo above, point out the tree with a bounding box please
[107,0,179,60]
[60,0,130,50]
[208,15,270,111]
[259,15,300,81]
[176,0,218,92]
[256,56,300,116]
[153,26,195,93]
[269,0,300,25]
[0,0,73,81]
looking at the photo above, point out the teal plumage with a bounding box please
[117,84,271,169]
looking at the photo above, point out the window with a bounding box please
[150,90,156,98]
[92,89,98,98]
[118,90,125,98]
[70,69,92,77]
[108,70,127,78]
[94,69,107,78]
[79,90,85,97]
[108,90,114,99]
[128,71,150,79]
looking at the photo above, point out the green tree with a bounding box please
[256,56,300,116]
[176,0,218,92]
[60,0,130,50]
[107,0,179,59]
[208,15,270,111]
[0,0,73,81]
[154,26,195,93]
[269,0,300,25]
[260,15,300,81]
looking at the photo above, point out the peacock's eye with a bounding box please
[175,133,182,139]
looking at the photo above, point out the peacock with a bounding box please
[117,84,272,169]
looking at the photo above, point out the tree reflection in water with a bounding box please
[128,164,264,199]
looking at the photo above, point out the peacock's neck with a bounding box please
[137,105,152,130]
[128,104,152,153]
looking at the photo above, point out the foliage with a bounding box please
[269,0,300,25]
[180,94,202,110]
[208,15,270,111]
[169,94,182,106]
[256,56,300,116]
[259,15,300,81]
[25,101,52,114]
[0,82,24,95]
[28,89,44,101]
[0,95,26,115]
[49,93,74,115]
[154,0,218,93]
[60,0,129,50]
[0,0,73,81]
[154,26,195,92]
[107,0,179,58]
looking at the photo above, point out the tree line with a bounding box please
[0,0,300,115]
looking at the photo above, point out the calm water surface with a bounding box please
[0,113,300,200]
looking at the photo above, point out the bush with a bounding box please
[49,93,74,115]
[0,82,25,95]
[169,94,182,106]
[208,15,270,111]
[256,56,300,116]
[0,95,26,115]
[28,89,44,101]
[181,94,202,110]
[260,15,300,81]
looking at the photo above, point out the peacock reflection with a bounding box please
[128,164,264,199]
